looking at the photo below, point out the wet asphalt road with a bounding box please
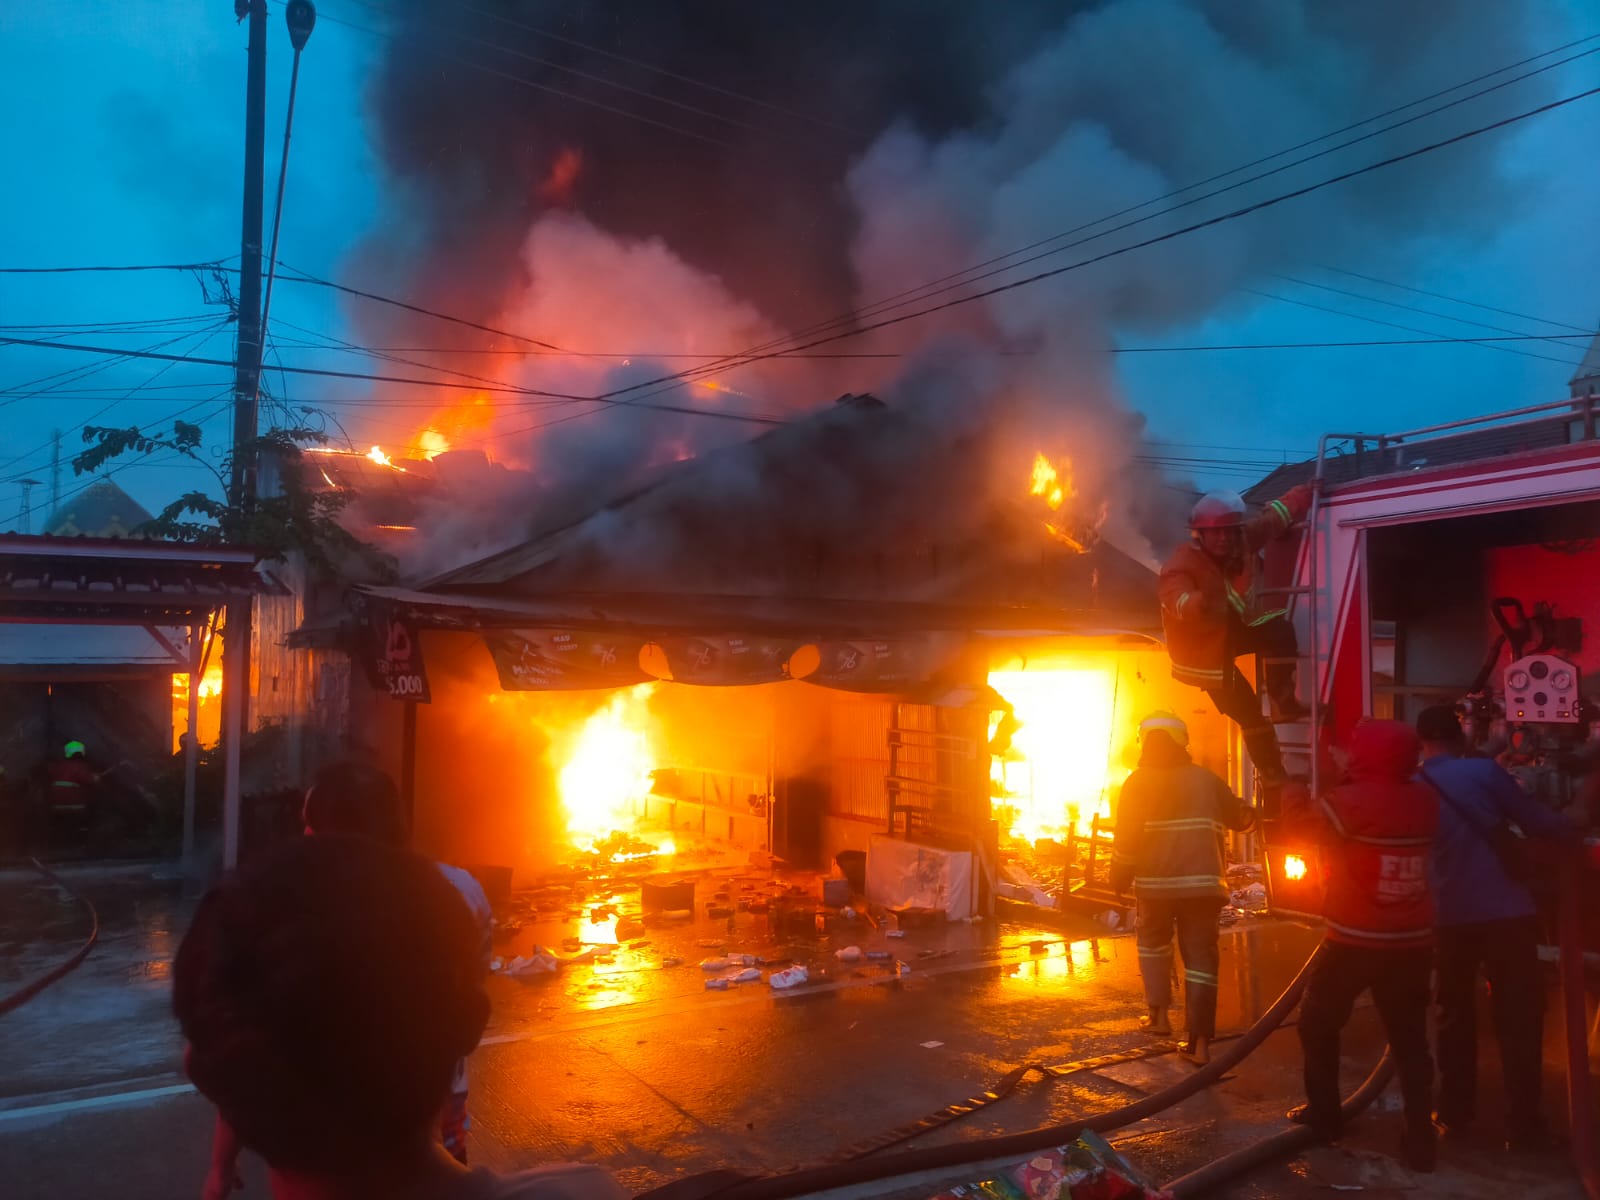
[0,863,1586,1199]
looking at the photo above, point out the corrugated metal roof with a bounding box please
[0,535,282,625]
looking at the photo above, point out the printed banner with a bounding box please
[802,636,962,693]
[484,629,653,691]
[643,634,801,686]
[358,598,431,703]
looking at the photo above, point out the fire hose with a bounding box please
[650,946,1327,1200]
[0,858,100,1017]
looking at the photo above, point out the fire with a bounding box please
[367,445,394,468]
[1027,451,1103,553]
[556,684,674,860]
[1283,853,1308,881]
[1030,452,1071,511]
[170,627,225,751]
[417,429,451,459]
[988,660,1122,842]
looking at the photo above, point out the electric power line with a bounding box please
[1273,273,1587,357]
[665,35,1600,379]
[1249,288,1582,367]
[1308,264,1596,334]
[584,82,1600,414]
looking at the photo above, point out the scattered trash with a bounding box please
[707,905,735,919]
[489,956,505,972]
[705,978,731,991]
[700,957,730,971]
[835,946,863,963]
[895,961,912,978]
[887,929,907,939]
[661,957,684,968]
[842,906,857,920]
[1098,909,1133,932]
[502,949,560,977]
[721,967,761,984]
[920,1040,942,1049]
[769,965,809,989]
[866,950,892,961]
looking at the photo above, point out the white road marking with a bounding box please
[0,1082,195,1124]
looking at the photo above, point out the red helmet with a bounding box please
[1190,489,1247,530]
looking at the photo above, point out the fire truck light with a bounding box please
[1283,853,1308,881]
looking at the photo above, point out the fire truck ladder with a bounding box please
[1254,447,1332,920]
[1256,446,1331,802]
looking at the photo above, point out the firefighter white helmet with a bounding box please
[1190,489,1247,530]
[1138,711,1189,748]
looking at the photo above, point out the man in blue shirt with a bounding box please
[1416,705,1577,1152]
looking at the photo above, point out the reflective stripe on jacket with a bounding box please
[1158,485,1311,686]
[1112,761,1256,900]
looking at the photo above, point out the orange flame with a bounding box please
[1283,853,1308,881]
[556,684,675,861]
[1030,452,1071,511]
[988,655,1125,842]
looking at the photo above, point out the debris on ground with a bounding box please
[926,1131,1172,1200]
[769,965,809,989]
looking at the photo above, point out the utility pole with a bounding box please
[221,0,269,871]
[18,479,41,534]
[49,431,61,516]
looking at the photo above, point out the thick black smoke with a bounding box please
[354,0,1073,333]
[344,0,1557,571]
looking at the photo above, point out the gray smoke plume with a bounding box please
[344,0,1557,573]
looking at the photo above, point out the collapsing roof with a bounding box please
[420,393,1158,631]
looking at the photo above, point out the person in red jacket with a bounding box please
[1285,719,1439,1172]
[1158,485,1312,803]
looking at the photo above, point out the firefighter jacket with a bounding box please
[1111,747,1256,900]
[1288,719,1438,949]
[1158,484,1312,689]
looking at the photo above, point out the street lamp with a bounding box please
[286,0,316,51]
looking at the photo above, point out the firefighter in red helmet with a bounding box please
[1159,484,1313,801]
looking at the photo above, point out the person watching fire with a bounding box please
[1111,711,1256,1065]
[1158,484,1313,806]
[176,835,624,1200]
[201,763,493,1200]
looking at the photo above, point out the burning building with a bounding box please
[305,392,1236,913]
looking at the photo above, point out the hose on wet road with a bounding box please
[1161,1049,1395,1197]
[653,945,1327,1200]
[0,859,100,1017]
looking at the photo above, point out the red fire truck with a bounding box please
[1242,396,1600,913]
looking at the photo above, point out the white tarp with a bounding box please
[865,834,976,920]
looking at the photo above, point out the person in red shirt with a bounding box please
[45,741,100,810]
[1285,718,1439,1172]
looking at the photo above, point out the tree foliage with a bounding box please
[72,422,395,580]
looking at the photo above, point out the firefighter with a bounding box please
[1158,484,1313,802]
[1111,711,1256,1065]
[1286,719,1438,1172]
[45,741,101,818]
